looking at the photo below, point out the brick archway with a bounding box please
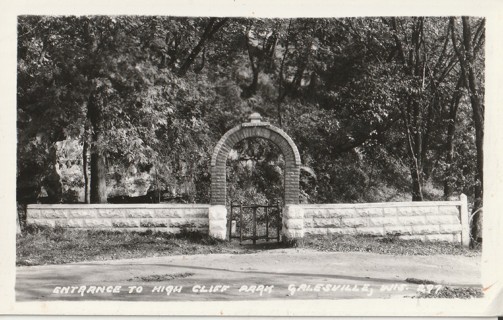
[210,113,301,206]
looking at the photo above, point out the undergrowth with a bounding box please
[16,225,251,266]
[297,234,480,256]
[17,226,481,266]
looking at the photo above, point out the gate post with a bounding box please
[209,205,227,240]
[460,193,470,247]
[282,205,304,241]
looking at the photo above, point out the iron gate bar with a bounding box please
[276,201,280,241]
[253,206,257,245]
[239,202,243,243]
[229,201,282,243]
[265,206,269,242]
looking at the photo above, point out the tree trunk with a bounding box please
[464,17,484,243]
[43,144,63,203]
[83,139,90,204]
[242,38,260,98]
[178,18,228,76]
[87,95,108,204]
[470,96,484,243]
[410,165,424,201]
[452,17,484,244]
[90,149,107,203]
[443,77,463,199]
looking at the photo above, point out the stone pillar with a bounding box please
[460,193,470,247]
[282,204,304,241]
[209,205,227,240]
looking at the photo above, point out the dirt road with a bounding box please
[16,248,480,301]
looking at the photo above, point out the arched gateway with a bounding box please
[208,113,304,240]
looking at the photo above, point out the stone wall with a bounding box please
[299,195,469,246]
[26,196,470,247]
[26,204,210,233]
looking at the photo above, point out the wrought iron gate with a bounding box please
[229,201,282,244]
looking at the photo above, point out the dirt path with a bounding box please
[16,248,481,301]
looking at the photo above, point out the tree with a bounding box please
[17,16,484,218]
[450,16,485,243]
[18,16,204,203]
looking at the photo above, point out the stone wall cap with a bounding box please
[241,122,270,127]
[27,204,211,209]
[299,201,462,209]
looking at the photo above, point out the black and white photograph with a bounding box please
[1,0,503,316]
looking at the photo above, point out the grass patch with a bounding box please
[128,272,194,282]
[16,226,257,266]
[17,226,480,266]
[405,278,437,285]
[416,286,483,299]
[298,234,481,256]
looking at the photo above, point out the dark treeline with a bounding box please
[17,16,484,241]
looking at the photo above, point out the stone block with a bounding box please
[140,218,169,228]
[425,234,455,242]
[282,228,304,239]
[40,209,68,219]
[383,207,398,216]
[124,209,141,218]
[111,219,140,228]
[341,217,368,227]
[329,208,357,217]
[109,209,129,218]
[356,226,385,236]
[304,218,314,228]
[438,206,460,216]
[62,219,85,228]
[384,225,413,235]
[169,218,208,228]
[27,209,41,219]
[209,205,227,220]
[209,228,226,240]
[283,205,304,219]
[186,210,209,218]
[357,207,384,217]
[313,218,342,228]
[399,235,426,241]
[209,220,227,232]
[82,219,113,228]
[439,224,462,234]
[152,209,178,218]
[368,216,399,227]
[285,218,304,230]
[304,209,321,218]
[453,234,462,243]
[397,206,437,216]
[411,224,441,235]
[307,208,354,219]
[29,218,56,228]
[61,209,84,219]
[137,210,156,218]
[303,228,327,235]
[326,227,357,235]
[166,227,181,234]
[397,216,426,226]
[425,214,460,225]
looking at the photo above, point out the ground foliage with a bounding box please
[17,16,484,238]
[415,286,484,299]
[16,226,255,266]
[127,272,195,282]
[298,234,480,256]
[16,227,480,266]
